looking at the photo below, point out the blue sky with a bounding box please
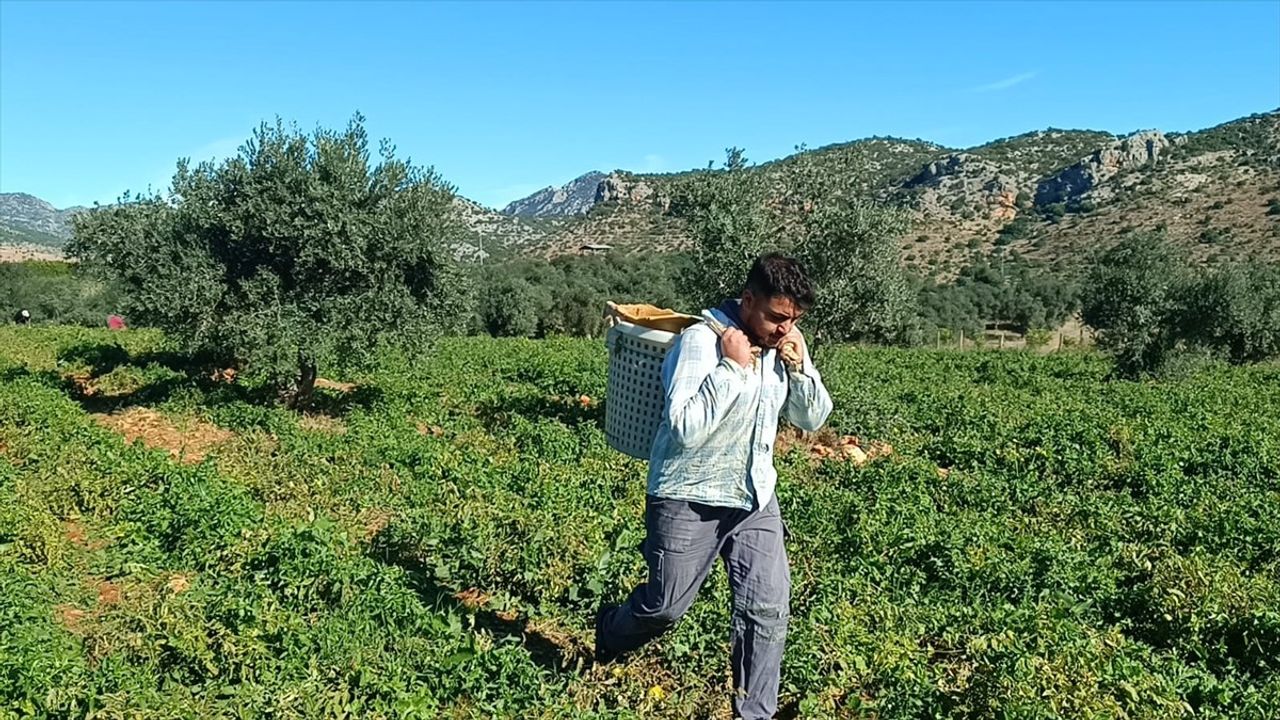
[1,0,1277,210]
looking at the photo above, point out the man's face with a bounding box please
[739,291,805,348]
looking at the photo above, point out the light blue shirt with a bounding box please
[646,305,834,510]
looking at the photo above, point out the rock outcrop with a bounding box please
[501,171,605,217]
[905,154,1026,221]
[594,172,670,212]
[1035,131,1175,205]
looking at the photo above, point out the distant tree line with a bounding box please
[471,249,1084,344]
[914,254,1081,337]
[1082,232,1280,376]
[472,253,692,338]
[0,261,122,327]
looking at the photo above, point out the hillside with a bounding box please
[0,193,86,249]
[449,197,563,263]
[5,111,1277,271]
[0,193,557,266]
[499,111,1280,273]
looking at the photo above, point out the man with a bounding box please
[595,253,833,719]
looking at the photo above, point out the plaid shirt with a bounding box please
[646,305,834,510]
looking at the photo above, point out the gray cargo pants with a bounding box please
[596,494,791,720]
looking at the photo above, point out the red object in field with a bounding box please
[107,314,126,330]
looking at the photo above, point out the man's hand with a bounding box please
[721,327,753,369]
[779,327,806,370]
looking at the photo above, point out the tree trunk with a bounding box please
[290,359,317,410]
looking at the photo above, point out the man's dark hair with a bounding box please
[744,253,815,310]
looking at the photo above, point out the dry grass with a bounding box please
[416,422,446,437]
[62,519,109,551]
[166,573,194,595]
[298,413,347,434]
[0,243,64,263]
[54,604,88,633]
[92,407,233,463]
[775,426,893,465]
[357,507,396,542]
[453,587,493,610]
[315,377,357,393]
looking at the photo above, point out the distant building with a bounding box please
[579,243,613,254]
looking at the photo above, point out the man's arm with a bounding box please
[663,326,748,447]
[782,339,833,432]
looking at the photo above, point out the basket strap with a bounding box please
[700,315,763,366]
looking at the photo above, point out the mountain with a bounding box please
[450,196,563,263]
[0,193,87,250]
[5,110,1277,273]
[488,110,1279,273]
[501,171,606,217]
[0,189,556,265]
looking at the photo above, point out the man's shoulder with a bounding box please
[682,322,716,339]
[665,323,719,369]
[674,322,718,350]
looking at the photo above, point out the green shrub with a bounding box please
[69,115,470,407]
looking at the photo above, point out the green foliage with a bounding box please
[475,253,692,338]
[996,215,1036,244]
[67,115,470,406]
[0,261,123,326]
[1082,234,1187,376]
[1177,260,1280,363]
[794,197,914,344]
[1071,199,1097,214]
[668,152,773,313]
[969,129,1117,177]
[1024,327,1054,348]
[915,255,1080,335]
[722,146,748,171]
[1175,112,1280,158]
[669,147,915,345]
[3,326,1280,717]
[1199,226,1232,245]
[1082,234,1280,375]
[479,277,547,338]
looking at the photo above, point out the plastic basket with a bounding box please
[605,320,679,459]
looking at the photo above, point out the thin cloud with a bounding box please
[639,154,666,173]
[972,71,1037,93]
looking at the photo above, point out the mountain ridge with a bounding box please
[5,110,1277,271]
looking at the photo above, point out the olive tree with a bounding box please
[70,114,470,406]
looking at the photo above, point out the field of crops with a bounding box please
[2,326,1278,719]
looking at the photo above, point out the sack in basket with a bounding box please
[602,302,705,460]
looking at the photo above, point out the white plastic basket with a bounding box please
[605,320,679,459]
